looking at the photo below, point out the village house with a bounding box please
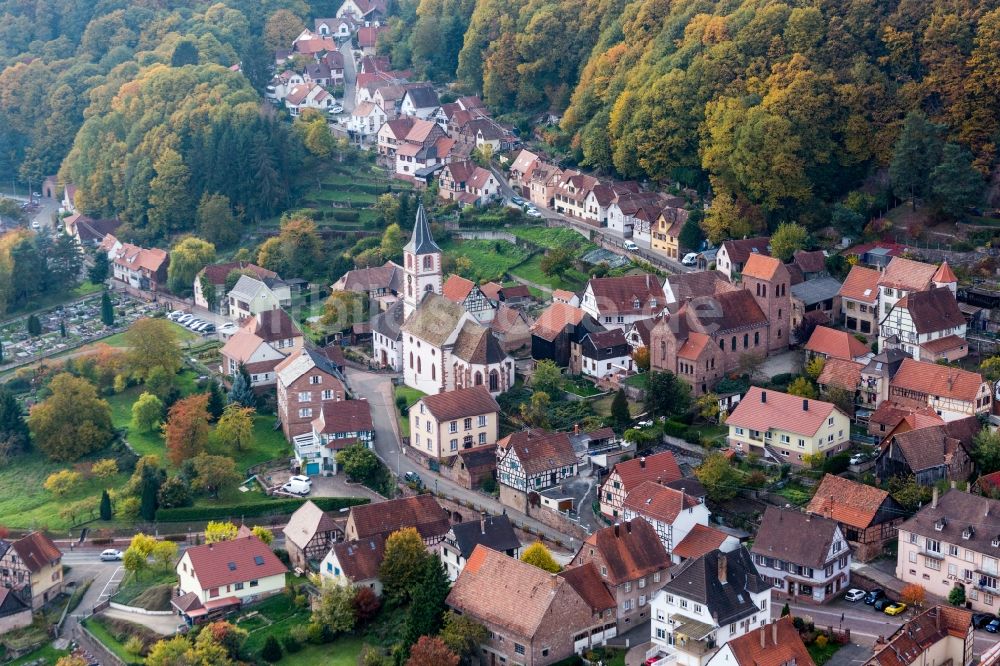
[331,261,402,305]
[345,494,451,547]
[314,17,354,39]
[62,213,120,248]
[320,535,386,595]
[896,489,1000,614]
[739,254,791,352]
[173,535,288,622]
[552,289,580,307]
[227,275,288,322]
[347,101,388,141]
[651,206,689,260]
[750,506,850,604]
[580,329,633,380]
[621,481,711,555]
[806,474,904,562]
[715,237,770,280]
[878,257,955,313]
[671,524,741,565]
[790,276,842,332]
[219,312,303,389]
[371,300,405,371]
[606,191,668,238]
[447,546,617,666]
[649,290,769,396]
[283,83,336,116]
[355,25,387,55]
[440,513,521,581]
[583,182,642,226]
[336,0,386,23]
[529,164,563,209]
[880,286,968,362]
[815,357,864,405]
[463,166,500,205]
[887,358,992,421]
[377,117,416,158]
[291,29,337,56]
[497,429,578,512]
[805,325,872,363]
[282,500,344,571]
[865,606,973,666]
[874,416,980,487]
[703,616,814,666]
[490,304,533,354]
[858,348,911,417]
[442,275,497,323]
[109,240,168,292]
[552,171,599,220]
[650,548,771,666]
[294,399,375,475]
[275,346,347,440]
[623,316,660,353]
[194,261,277,314]
[409,385,500,458]
[400,85,440,119]
[0,588,32,634]
[438,445,498,490]
[572,519,671,630]
[598,451,682,519]
[508,149,540,195]
[838,265,880,335]
[581,274,666,330]
[0,532,63,610]
[726,387,851,464]
[530,302,604,371]
[438,160,478,204]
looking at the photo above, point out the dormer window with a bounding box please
[993,536,1000,548]
[934,518,946,531]
[633,299,640,309]
[963,526,975,540]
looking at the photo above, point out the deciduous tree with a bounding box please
[787,377,817,399]
[440,611,487,664]
[148,148,193,238]
[44,469,83,496]
[131,392,164,433]
[901,583,925,608]
[28,373,113,461]
[190,454,240,499]
[769,222,808,263]
[644,371,692,419]
[310,577,357,634]
[163,393,211,466]
[167,236,216,296]
[530,360,562,397]
[695,453,740,502]
[126,318,182,379]
[520,542,561,573]
[407,636,459,666]
[204,521,239,543]
[214,403,255,451]
[380,527,431,604]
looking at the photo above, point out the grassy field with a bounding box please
[84,617,142,665]
[274,637,365,665]
[441,239,531,282]
[510,254,589,291]
[512,226,596,251]
[6,643,70,665]
[394,385,425,437]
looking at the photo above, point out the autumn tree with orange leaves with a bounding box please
[406,636,459,666]
[162,393,210,465]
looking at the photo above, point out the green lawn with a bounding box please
[95,321,199,349]
[394,385,425,438]
[275,637,365,665]
[84,617,142,665]
[112,568,176,607]
[6,643,70,665]
[510,254,588,291]
[807,639,842,665]
[441,239,531,282]
[624,373,647,389]
[512,226,596,251]
[562,375,601,396]
[687,423,728,445]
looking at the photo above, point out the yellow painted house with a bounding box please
[726,387,851,465]
[651,208,687,260]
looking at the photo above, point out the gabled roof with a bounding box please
[491,303,532,335]
[879,257,937,291]
[793,250,827,274]
[751,506,841,568]
[608,451,682,496]
[726,387,839,437]
[245,309,301,343]
[348,494,450,541]
[449,514,521,559]
[220,330,270,365]
[742,254,785,281]
[335,261,402,293]
[888,417,981,473]
[806,474,893,529]
[867,606,971,666]
[900,490,1000,561]
[664,271,734,303]
[582,519,669,585]
[726,616,816,666]
[558,562,616,611]
[201,261,276,286]
[816,358,864,392]
[890,358,985,403]
[283,500,341,550]
[679,290,769,333]
[403,85,439,109]
[581,328,629,355]
[451,320,507,364]
[404,204,441,255]
[838,265,880,303]
[9,532,61,572]
[510,149,539,174]
[805,326,870,361]
[662,547,769,626]
[313,399,373,435]
[419,386,500,422]
[183,536,288,589]
[402,293,466,347]
[896,287,964,334]
[672,524,733,560]
[0,586,30,617]
[442,275,476,303]
[442,160,477,184]
[626,316,661,347]
[275,347,345,387]
[530,302,586,341]
[370,299,405,340]
[330,535,385,582]
[228,275,273,302]
[586,274,665,317]
[790,277,843,308]
[720,237,770,264]
[498,429,577,476]
[623,481,700,526]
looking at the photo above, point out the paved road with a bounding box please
[345,367,588,546]
[340,40,357,113]
[3,192,60,232]
[59,551,124,640]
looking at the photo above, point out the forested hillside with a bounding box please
[389,0,1000,230]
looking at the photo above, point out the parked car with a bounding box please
[176,313,195,325]
[30,221,39,229]
[167,310,185,321]
[100,549,123,561]
[682,252,699,266]
[844,589,866,602]
[290,475,312,486]
[404,471,423,487]
[623,240,639,252]
[636,420,654,428]
[186,319,205,330]
[511,196,526,206]
[873,598,892,612]
[864,589,886,605]
[329,104,343,114]
[972,613,995,629]
[525,208,542,218]
[883,602,907,616]
[986,619,1000,633]
[281,479,310,496]
[849,452,868,465]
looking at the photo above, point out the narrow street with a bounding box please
[340,39,357,113]
[345,367,589,547]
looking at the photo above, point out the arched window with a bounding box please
[489,369,499,392]
[762,284,767,297]
[424,284,433,293]
[474,371,483,386]
[406,255,412,268]
[423,255,433,269]
[417,357,422,374]
[409,352,413,369]
[756,283,761,296]
[731,336,736,351]
[660,341,666,361]
[754,331,760,346]
[431,365,436,381]
[407,284,413,297]
[743,333,748,349]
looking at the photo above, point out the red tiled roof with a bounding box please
[838,265,880,303]
[201,262,276,285]
[793,250,827,274]
[312,399,373,435]
[586,274,665,317]
[879,257,937,291]
[742,254,784,281]
[531,302,585,341]
[348,494,450,541]
[558,562,616,611]
[721,236,770,264]
[672,524,732,560]
[727,616,815,666]
[442,275,476,303]
[868,606,971,666]
[726,387,838,437]
[183,536,287,590]
[609,452,682,496]
[805,326,870,360]
[806,474,891,529]
[581,519,668,585]
[932,261,957,284]
[419,386,500,422]
[498,429,577,476]
[623,481,699,526]
[330,535,385,582]
[890,358,985,403]
[816,358,863,392]
[10,532,61,572]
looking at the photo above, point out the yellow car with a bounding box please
[884,602,907,616]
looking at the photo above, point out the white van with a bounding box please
[281,479,310,496]
[623,240,639,252]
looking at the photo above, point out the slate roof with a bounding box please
[672,524,733,560]
[330,535,385,582]
[623,481,701,526]
[897,287,965,334]
[806,474,893,529]
[313,399,374,435]
[867,606,971,666]
[608,452,682,496]
[727,616,816,666]
[404,85,439,108]
[449,514,521,559]
[451,320,507,364]
[721,237,770,264]
[791,277,843,307]
[805,326,870,360]
[890,358,985,403]
[581,328,629,357]
[370,299,405,340]
[283,500,340,550]
[402,293,466,347]
[0,587,29,618]
[498,429,577,476]
[838,265,880,303]
[582,519,669,585]
[879,257,937,291]
[558,562,617,612]
[228,275,272,302]
[404,204,441,255]
[662,547,768,625]
[586,275,665,317]
[726,387,840,437]
[348,494,450,541]
[10,532,61,572]
[275,347,345,387]
[751,506,841,568]
[900,491,1000,561]
[183,536,288,589]
[420,386,500,422]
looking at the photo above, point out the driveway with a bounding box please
[59,550,126,638]
[100,607,179,635]
[310,473,384,502]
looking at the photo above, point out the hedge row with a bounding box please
[331,210,360,222]
[155,496,369,522]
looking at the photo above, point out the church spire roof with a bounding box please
[404,204,441,255]
[932,260,957,284]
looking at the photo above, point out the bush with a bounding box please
[823,453,851,475]
[769,373,796,388]
[155,496,368,521]
[332,210,361,222]
[124,635,145,656]
[305,622,333,645]
[683,430,702,445]
[261,634,283,662]
[283,634,303,654]
[663,420,688,438]
[274,548,290,566]
[814,634,829,648]
[289,624,310,644]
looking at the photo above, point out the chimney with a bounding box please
[614,523,620,537]
[208,542,213,550]
[761,391,767,403]
[481,512,487,535]
[717,553,727,584]
[639,457,646,469]
[574,423,580,435]
[772,621,778,645]
[760,627,765,648]
[656,476,662,485]
[802,399,809,411]
[932,486,939,509]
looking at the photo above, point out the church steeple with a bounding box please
[402,204,442,318]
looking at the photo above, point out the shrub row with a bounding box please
[331,209,360,222]
[155,496,368,522]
